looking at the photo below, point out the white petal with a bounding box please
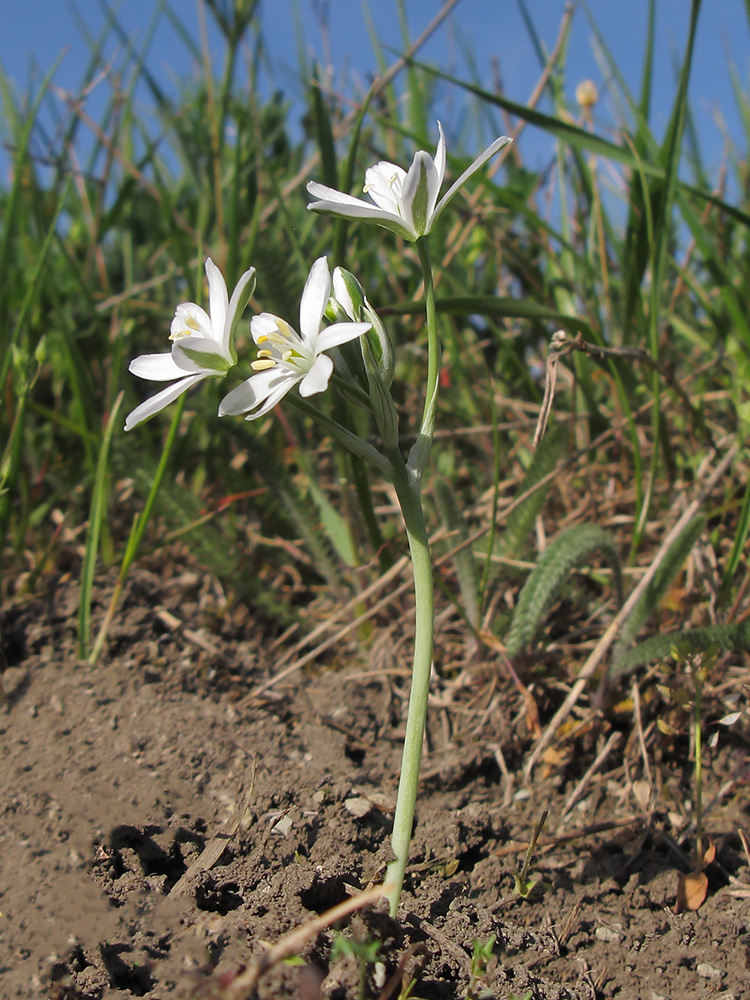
[245,377,301,419]
[307,197,416,240]
[307,181,373,207]
[171,302,213,340]
[124,374,205,431]
[401,150,438,236]
[299,257,331,345]
[218,368,295,416]
[224,266,256,351]
[316,321,371,353]
[433,122,447,190]
[251,313,282,344]
[363,161,407,214]
[299,354,333,396]
[431,135,512,231]
[129,352,186,381]
[205,258,228,345]
[172,336,231,374]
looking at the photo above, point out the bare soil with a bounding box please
[1,561,749,999]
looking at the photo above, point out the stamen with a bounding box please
[251,358,276,371]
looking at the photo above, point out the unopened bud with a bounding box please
[576,79,598,110]
[330,267,366,321]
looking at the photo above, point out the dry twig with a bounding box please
[222,885,390,1000]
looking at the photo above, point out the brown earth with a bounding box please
[1,560,749,999]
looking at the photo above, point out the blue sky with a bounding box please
[1,1,748,183]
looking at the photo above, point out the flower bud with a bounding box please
[329,267,367,322]
[361,336,399,450]
[576,79,598,110]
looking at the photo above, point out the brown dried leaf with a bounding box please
[657,718,680,736]
[522,687,542,739]
[632,779,651,811]
[674,870,708,913]
[702,840,716,866]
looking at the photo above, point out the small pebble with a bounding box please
[696,963,723,980]
[595,924,624,943]
[344,797,372,818]
[272,814,293,837]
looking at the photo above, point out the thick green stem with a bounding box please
[384,453,434,914]
[384,236,441,915]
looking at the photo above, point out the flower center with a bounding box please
[251,319,312,374]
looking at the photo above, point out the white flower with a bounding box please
[306,123,512,241]
[219,257,370,421]
[125,258,255,431]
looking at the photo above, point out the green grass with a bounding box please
[1,0,748,683]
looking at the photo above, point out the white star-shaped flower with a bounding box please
[307,123,511,241]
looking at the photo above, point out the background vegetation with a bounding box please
[2,0,750,708]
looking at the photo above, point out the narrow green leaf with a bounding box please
[78,393,124,659]
[505,524,623,658]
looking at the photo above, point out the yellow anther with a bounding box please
[251,358,276,371]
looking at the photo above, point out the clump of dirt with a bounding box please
[1,564,749,999]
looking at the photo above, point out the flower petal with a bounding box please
[307,183,416,240]
[298,256,331,344]
[430,135,512,231]
[316,321,371,353]
[245,377,302,419]
[124,374,205,431]
[401,150,437,237]
[205,257,228,346]
[363,161,407,214]
[433,121,447,191]
[171,302,213,341]
[306,181,372,207]
[172,336,233,374]
[251,313,283,345]
[299,353,333,397]
[225,266,256,354]
[218,368,296,416]
[129,352,186,381]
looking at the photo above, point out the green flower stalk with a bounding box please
[381,237,439,915]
